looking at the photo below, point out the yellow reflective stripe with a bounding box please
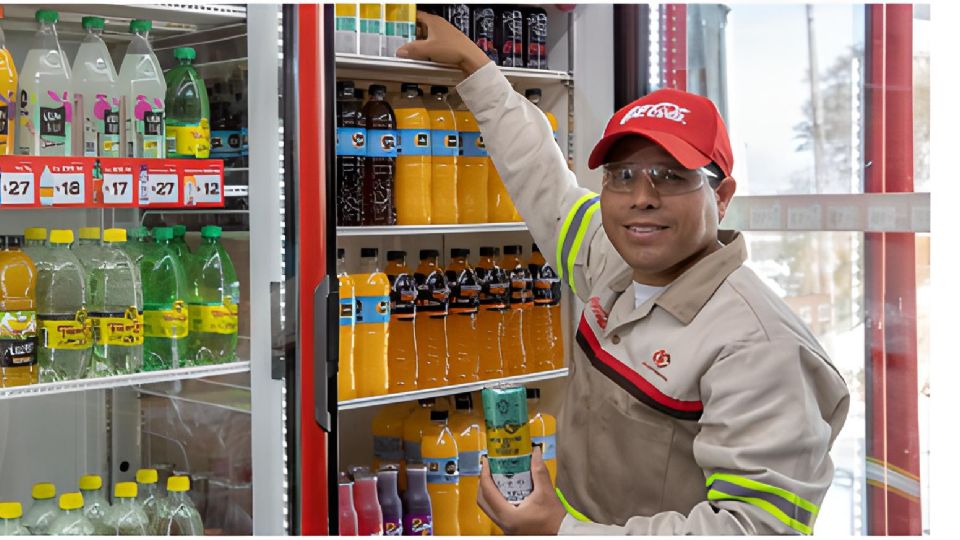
[565,202,600,296]
[556,193,597,281]
[555,488,592,523]
[705,473,820,518]
[707,489,812,535]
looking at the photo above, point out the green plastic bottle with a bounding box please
[171,225,191,258]
[164,47,210,158]
[142,227,190,371]
[187,226,239,365]
[123,226,154,266]
[0,502,31,535]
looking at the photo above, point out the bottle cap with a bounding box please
[35,9,59,24]
[430,86,449,95]
[49,230,74,245]
[201,225,222,239]
[525,88,543,100]
[386,250,406,261]
[79,227,101,240]
[32,483,56,500]
[136,469,158,484]
[368,84,387,96]
[401,82,420,93]
[114,482,138,499]
[81,16,105,29]
[103,228,127,243]
[24,227,47,241]
[172,224,187,238]
[419,249,439,260]
[59,493,84,511]
[503,245,522,255]
[79,475,102,491]
[479,246,496,257]
[454,393,473,410]
[0,502,23,519]
[130,19,152,33]
[527,387,541,400]
[167,476,190,492]
[377,463,400,473]
[337,248,345,259]
[128,226,150,240]
[430,410,449,422]
[494,247,502,256]
[174,47,197,60]
[336,81,355,98]
[153,227,173,241]
[450,248,470,259]
[360,248,378,258]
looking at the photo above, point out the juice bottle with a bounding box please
[449,92,488,223]
[0,8,17,155]
[79,474,111,535]
[359,3,383,56]
[0,236,38,388]
[495,5,524,68]
[185,226,240,365]
[445,249,480,383]
[73,16,121,157]
[393,83,431,225]
[0,502,29,535]
[413,250,449,389]
[334,3,359,54]
[118,19,166,158]
[376,465,403,535]
[402,464,433,535]
[23,229,90,382]
[402,398,436,465]
[47,493,94,536]
[351,248,390,397]
[337,249,357,401]
[527,387,558,484]
[141,227,190,371]
[164,47,210,159]
[450,393,493,535]
[384,250,417,392]
[22,483,58,534]
[17,10,72,156]
[362,85,397,225]
[472,7,499,63]
[528,243,563,371]
[425,86,459,224]
[500,245,529,376]
[421,410,460,536]
[372,402,410,474]
[384,4,416,57]
[353,470,384,535]
[523,7,549,69]
[336,81,366,226]
[474,247,507,379]
[338,474,358,535]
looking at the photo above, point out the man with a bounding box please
[398,13,850,536]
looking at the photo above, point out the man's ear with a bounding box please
[715,176,737,222]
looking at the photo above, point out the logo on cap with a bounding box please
[620,102,690,126]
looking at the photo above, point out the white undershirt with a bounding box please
[634,282,667,309]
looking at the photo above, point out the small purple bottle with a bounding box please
[377,465,403,536]
[402,463,433,535]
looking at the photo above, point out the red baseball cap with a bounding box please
[588,88,733,178]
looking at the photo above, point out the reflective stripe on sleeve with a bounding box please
[556,193,600,295]
[555,487,592,523]
[705,473,819,535]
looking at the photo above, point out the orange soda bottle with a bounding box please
[500,245,530,376]
[372,402,413,474]
[527,243,563,371]
[393,83,432,225]
[421,410,460,536]
[449,92,488,223]
[474,247,507,380]
[425,86,459,224]
[413,250,449,389]
[444,248,480,383]
[385,250,418,392]
[351,248,390,397]
[527,387,558,484]
[337,249,357,401]
[450,393,492,535]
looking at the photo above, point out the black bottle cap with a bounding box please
[430,410,449,422]
[454,393,473,410]
[503,245,521,255]
[527,388,541,400]
[3,236,23,249]
[419,249,440,260]
[450,248,470,259]
[386,250,406,262]
[336,80,354,97]
[401,82,420,93]
[361,248,379,258]
[337,248,345,258]
[368,84,387,96]
[525,88,542,100]
[430,86,449,95]
[479,247,496,257]
[531,243,540,253]
[418,398,436,406]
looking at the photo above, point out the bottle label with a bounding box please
[336,127,367,156]
[459,450,484,477]
[336,16,358,32]
[424,456,459,484]
[0,310,38,368]
[499,8,524,67]
[385,21,400,37]
[366,129,398,158]
[373,436,404,461]
[447,4,471,35]
[166,118,211,159]
[360,18,381,35]
[355,295,390,325]
[403,514,432,536]
[533,277,561,305]
[414,271,449,316]
[473,8,497,61]
[384,518,403,536]
[143,301,190,339]
[396,129,430,156]
[91,307,144,346]
[460,131,488,157]
[137,100,165,158]
[532,434,557,460]
[339,297,355,326]
[431,130,459,157]
[40,310,92,350]
[33,90,72,154]
[390,273,417,318]
[101,101,122,157]
[0,104,9,137]
[189,300,239,335]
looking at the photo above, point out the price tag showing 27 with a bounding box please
[1,170,36,206]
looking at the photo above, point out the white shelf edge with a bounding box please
[0,361,251,400]
[337,222,529,237]
[338,368,569,411]
[335,53,573,82]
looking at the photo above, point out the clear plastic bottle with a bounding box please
[0,8,17,155]
[79,474,111,535]
[122,226,154,266]
[24,229,90,382]
[186,226,239,365]
[135,469,164,535]
[164,47,210,159]
[157,476,203,535]
[22,482,59,534]
[142,227,190,371]
[118,19,166,158]
[0,502,30,535]
[17,9,72,156]
[104,482,149,535]
[48,493,94,535]
[73,16,120,157]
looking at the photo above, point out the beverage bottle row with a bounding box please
[2,470,203,535]
[0,9,210,159]
[335,4,418,57]
[337,245,563,400]
[339,390,556,536]
[336,81,565,227]
[0,225,239,388]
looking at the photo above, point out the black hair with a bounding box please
[706,162,725,189]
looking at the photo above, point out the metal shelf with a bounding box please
[338,368,568,411]
[336,53,573,85]
[0,361,250,400]
[337,222,529,237]
[2,4,246,34]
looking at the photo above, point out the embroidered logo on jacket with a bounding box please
[653,349,671,368]
[588,297,608,329]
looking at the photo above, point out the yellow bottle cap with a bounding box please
[49,230,74,245]
[136,468,158,484]
[32,483,56,500]
[78,227,101,240]
[0,502,23,519]
[24,227,47,241]
[166,475,190,492]
[103,228,127,243]
[59,492,84,511]
[79,475,102,491]
[114,482,138,499]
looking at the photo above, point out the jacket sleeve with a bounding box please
[456,62,616,302]
[558,339,850,535]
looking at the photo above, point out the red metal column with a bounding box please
[864,4,921,535]
[660,5,687,91]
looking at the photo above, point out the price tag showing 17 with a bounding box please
[1,171,35,206]
[102,173,134,205]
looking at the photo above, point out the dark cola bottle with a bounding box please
[361,84,397,225]
[336,81,366,226]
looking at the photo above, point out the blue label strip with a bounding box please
[337,127,367,156]
[396,128,431,156]
[355,295,390,325]
[532,434,557,460]
[432,130,459,156]
[424,457,460,484]
[461,131,488,157]
[367,128,398,158]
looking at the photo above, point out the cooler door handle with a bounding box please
[313,277,333,432]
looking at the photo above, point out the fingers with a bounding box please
[395,39,428,60]
[478,455,516,517]
[530,445,553,492]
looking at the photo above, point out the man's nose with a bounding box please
[630,175,662,210]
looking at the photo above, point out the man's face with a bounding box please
[599,137,736,286]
